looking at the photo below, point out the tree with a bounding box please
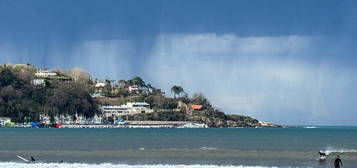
[131,76,145,87]
[192,92,211,107]
[118,80,127,88]
[103,79,113,97]
[67,68,91,82]
[171,85,184,98]
[0,65,100,122]
[0,67,16,87]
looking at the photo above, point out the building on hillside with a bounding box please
[102,105,129,117]
[32,70,70,86]
[94,81,106,93]
[189,104,204,115]
[32,79,46,86]
[0,117,11,126]
[128,85,141,93]
[35,70,57,78]
[128,85,155,94]
[191,105,203,110]
[141,87,154,94]
[101,102,153,117]
[177,101,204,115]
[95,82,106,88]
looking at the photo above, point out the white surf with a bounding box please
[0,162,291,168]
[16,155,30,163]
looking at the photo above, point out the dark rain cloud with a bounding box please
[1,0,357,125]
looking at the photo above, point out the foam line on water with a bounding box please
[0,162,303,168]
[321,147,357,155]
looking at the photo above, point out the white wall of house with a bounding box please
[102,102,153,117]
[128,85,140,93]
[32,79,45,86]
[95,82,106,88]
[35,70,57,78]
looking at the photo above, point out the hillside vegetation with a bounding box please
[0,64,98,122]
[0,64,278,127]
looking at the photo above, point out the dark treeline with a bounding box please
[0,64,98,122]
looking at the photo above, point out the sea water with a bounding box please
[0,127,356,168]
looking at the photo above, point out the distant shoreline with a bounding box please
[0,124,282,129]
[0,124,357,129]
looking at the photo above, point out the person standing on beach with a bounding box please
[334,155,343,168]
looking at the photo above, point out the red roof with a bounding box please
[191,105,203,110]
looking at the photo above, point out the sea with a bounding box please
[0,127,356,168]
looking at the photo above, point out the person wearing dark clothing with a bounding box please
[319,151,326,157]
[334,155,343,168]
[30,156,35,162]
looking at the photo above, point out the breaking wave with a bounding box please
[321,147,357,155]
[0,162,296,168]
[199,147,219,150]
[303,126,317,129]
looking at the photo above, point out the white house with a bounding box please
[32,79,46,86]
[35,70,57,78]
[94,81,107,93]
[101,102,153,117]
[95,82,106,88]
[128,85,141,93]
[102,105,129,117]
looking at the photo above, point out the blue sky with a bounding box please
[1,0,357,125]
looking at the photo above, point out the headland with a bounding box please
[0,63,280,128]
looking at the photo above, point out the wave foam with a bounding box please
[0,162,287,168]
[199,147,219,150]
[303,126,317,129]
[321,147,357,155]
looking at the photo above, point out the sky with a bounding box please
[1,0,357,125]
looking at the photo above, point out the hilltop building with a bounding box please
[102,102,153,117]
[32,69,70,86]
[35,70,57,78]
[95,81,106,88]
[94,80,106,94]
